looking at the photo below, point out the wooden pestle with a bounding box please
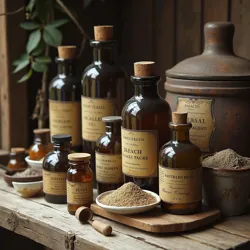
[75,206,112,236]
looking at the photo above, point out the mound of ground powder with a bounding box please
[202,149,250,169]
[99,182,156,207]
[13,168,42,177]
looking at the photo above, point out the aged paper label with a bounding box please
[159,166,202,204]
[49,100,81,146]
[121,128,158,177]
[67,180,93,205]
[96,153,123,183]
[43,170,67,195]
[176,97,214,152]
[81,97,115,142]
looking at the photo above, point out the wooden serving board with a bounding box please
[91,203,220,233]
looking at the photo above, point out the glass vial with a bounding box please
[96,116,123,194]
[159,112,202,214]
[67,153,93,215]
[49,46,81,151]
[43,134,72,204]
[121,62,172,193]
[29,128,51,160]
[81,26,127,182]
[8,148,27,170]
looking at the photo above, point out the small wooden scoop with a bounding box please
[75,206,112,236]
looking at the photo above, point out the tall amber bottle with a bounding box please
[159,112,202,214]
[49,46,81,151]
[81,26,127,180]
[121,62,171,193]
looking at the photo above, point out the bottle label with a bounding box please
[43,170,67,195]
[81,97,115,142]
[96,152,123,183]
[176,97,214,152]
[159,166,202,204]
[67,180,93,205]
[49,100,81,146]
[121,127,158,177]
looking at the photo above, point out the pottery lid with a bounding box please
[166,22,250,81]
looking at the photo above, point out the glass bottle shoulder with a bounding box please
[49,75,81,91]
[43,150,69,171]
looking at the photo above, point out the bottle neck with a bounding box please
[10,153,25,161]
[134,84,158,98]
[106,123,121,136]
[57,60,75,76]
[93,47,115,64]
[34,134,50,144]
[69,160,90,169]
[171,124,191,142]
[53,142,71,152]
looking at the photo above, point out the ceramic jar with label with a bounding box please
[121,62,172,193]
[165,22,250,156]
[95,116,123,194]
[81,26,127,181]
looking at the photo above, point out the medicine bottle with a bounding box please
[96,116,123,194]
[67,153,93,215]
[8,147,27,170]
[43,134,72,204]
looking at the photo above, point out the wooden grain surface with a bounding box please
[0,177,250,250]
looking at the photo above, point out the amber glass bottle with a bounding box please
[8,148,27,170]
[96,116,123,194]
[49,46,81,151]
[43,134,72,204]
[121,62,172,193]
[67,153,93,215]
[159,112,202,214]
[29,129,51,160]
[81,26,127,181]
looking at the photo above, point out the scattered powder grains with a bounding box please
[13,168,42,177]
[202,149,250,169]
[99,182,156,207]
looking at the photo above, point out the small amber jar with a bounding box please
[96,116,123,194]
[43,134,72,204]
[29,128,51,160]
[67,153,93,215]
[8,147,27,170]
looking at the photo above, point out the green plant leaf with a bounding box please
[13,54,29,66]
[13,58,30,73]
[27,29,41,54]
[48,19,69,28]
[43,26,62,47]
[26,0,36,12]
[20,21,40,30]
[35,56,51,64]
[18,68,33,83]
[31,41,45,56]
[32,61,47,72]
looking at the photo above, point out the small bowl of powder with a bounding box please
[96,182,160,215]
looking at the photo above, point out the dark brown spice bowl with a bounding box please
[3,169,42,187]
[201,154,250,216]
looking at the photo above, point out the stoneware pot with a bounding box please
[202,155,250,216]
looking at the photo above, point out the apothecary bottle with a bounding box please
[29,128,51,161]
[159,112,202,214]
[49,46,81,151]
[43,134,72,204]
[67,153,93,215]
[81,26,127,181]
[96,116,123,194]
[121,62,172,193]
[8,148,27,170]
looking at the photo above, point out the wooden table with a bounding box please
[0,177,250,250]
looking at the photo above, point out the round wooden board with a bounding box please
[91,203,220,233]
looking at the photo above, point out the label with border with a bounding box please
[43,170,67,195]
[176,97,214,152]
[121,127,158,177]
[159,166,202,204]
[67,180,93,205]
[96,152,123,183]
[49,100,81,146]
[81,96,115,142]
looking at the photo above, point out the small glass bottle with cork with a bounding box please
[67,153,93,215]
[95,116,123,194]
[159,112,202,214]
[8,147,27,170]
[43,134,72,204]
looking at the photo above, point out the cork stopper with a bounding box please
[134,61,155,77]
[11,147,26,154]
[94,25,113,41]
[68,153,91,162]
[33,128,50,135]
[58,46,77,59]
[172,112,188,124]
